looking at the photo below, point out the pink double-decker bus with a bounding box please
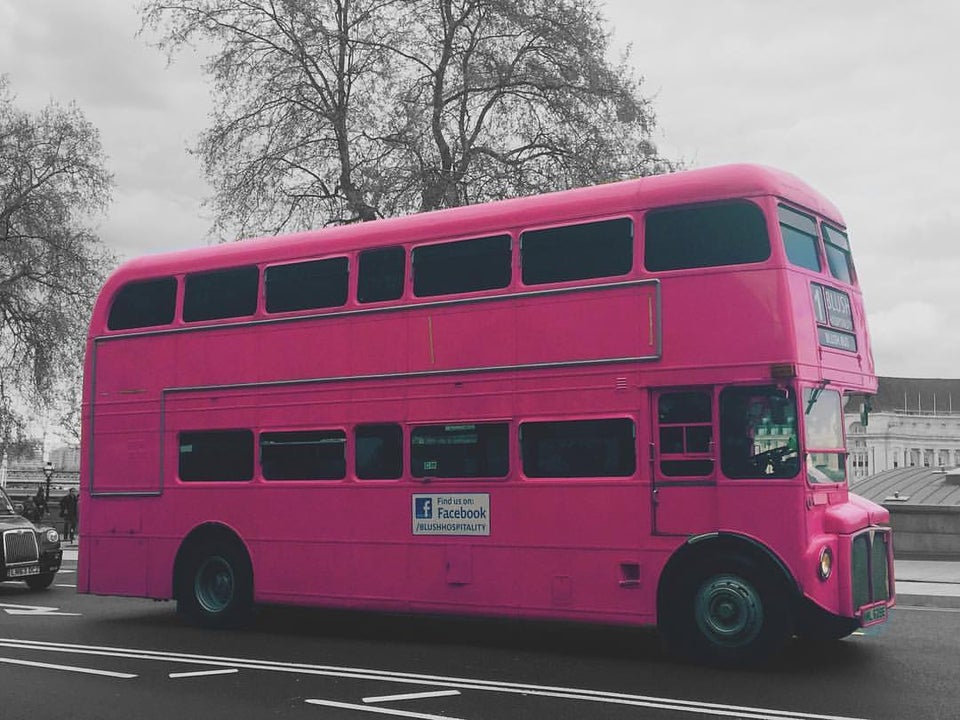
[78,164,893,665]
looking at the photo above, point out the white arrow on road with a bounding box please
[0,602,81,616]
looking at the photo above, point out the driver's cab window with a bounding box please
[720,386,799,479]
[803,388,847,484]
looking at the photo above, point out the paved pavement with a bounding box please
[895,559,960,608]
[57,542,960,609]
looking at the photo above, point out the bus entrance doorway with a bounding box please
[651,388,718,536]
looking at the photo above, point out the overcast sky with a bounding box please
[1,1,958,378]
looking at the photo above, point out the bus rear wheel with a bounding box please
[178,539,253,628]
[660,553,791,667]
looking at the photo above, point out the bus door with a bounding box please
[651,389,719,535]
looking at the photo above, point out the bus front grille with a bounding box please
[851,529,891,610]
[3,529,40,565]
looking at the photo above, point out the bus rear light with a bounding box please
[770,363,797,379]
[818,546,833,580]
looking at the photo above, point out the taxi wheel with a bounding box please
[25,572,56,591]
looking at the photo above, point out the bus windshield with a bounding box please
[720,386,799,479]
[804,387,847,484]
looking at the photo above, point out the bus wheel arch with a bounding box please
[174,523,254,628]
[657,533,798,667]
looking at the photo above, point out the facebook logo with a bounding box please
[414,497,433,519]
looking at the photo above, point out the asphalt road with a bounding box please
[1,557,959,720]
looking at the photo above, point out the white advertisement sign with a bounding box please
[412,493,490,536]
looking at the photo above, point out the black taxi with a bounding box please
[0,485,62,590]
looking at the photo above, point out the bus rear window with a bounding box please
[108,277,177,330]
[413,235,511,297]
[179,430,254,482]
[265,257,348,313]
[411,423,509,478]
[644,201,769,271]
[183,266,259,322]
[520,218,632,285]
[521,418,636,477]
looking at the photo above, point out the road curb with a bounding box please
[895,593,960,609]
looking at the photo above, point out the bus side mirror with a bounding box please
[859,400,871,426]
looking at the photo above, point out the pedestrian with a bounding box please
[33,486,48,521]
[23,498,40,524]
[60,488,79,543]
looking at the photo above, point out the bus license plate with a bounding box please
[861,603,888,626]
[8,564,40,578]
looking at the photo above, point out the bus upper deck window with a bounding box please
[265,257,348,313]
[778,205,820,272]
[108,277,177,330]
[358,247,405,303]
[822,224,855,284]
[644,201,770,272]
[183,266,259,322]
[412,235,511,297]
[521,218,632,285]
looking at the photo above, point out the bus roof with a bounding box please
[105,163,843,288]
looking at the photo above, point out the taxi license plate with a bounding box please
[861,603,888,626]
[8,565,40,578]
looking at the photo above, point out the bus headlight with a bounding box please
[818,546,833,580]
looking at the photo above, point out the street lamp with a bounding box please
[42,461,54,503]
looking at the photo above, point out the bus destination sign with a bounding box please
[413,493,490,536]
[811,283,857,352]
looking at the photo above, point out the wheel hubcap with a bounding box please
[694,573,763,647]
[195,556,235,613]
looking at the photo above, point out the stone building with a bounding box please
[845,377,960,481]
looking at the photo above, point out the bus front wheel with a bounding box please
[660,553,791,667]
[178,539,253,628]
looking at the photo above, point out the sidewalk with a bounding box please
[55,544,960,608]
[895,559,960,609]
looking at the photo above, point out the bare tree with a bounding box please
[142,0,671,237]
[0,76,114,445]
[389,0,670,214]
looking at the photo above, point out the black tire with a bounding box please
[659,553,792,667]
[25,572,56,591]
[177,539,253,628]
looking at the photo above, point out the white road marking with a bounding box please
[307,699,465,719]
[170,668,240,679]
[0,602,80,616]
[363,690,461,704]
[0,638,873,720]
[0,656,136,678]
